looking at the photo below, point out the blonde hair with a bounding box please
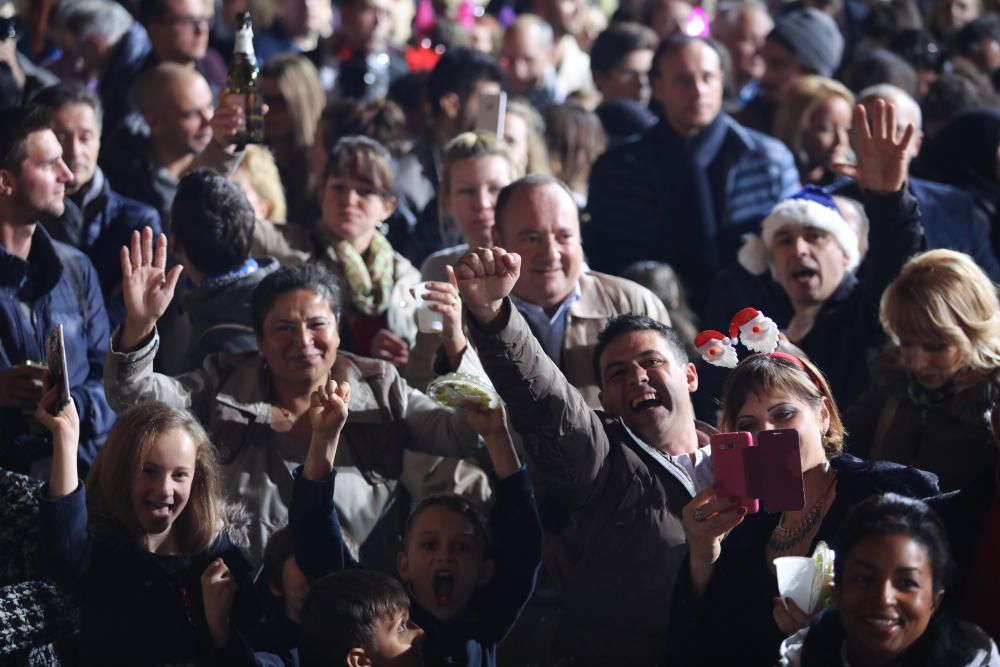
[773,75,855,174]
[880,249,1000,387]
[719,353,846,457]
[505,98,552,175]
[261,54,325,150]
[238,145,287,223]
[438,131,522,242]
[86,402,224,554]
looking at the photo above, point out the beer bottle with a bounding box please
[227,11,264,146]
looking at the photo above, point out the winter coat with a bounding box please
[585,114,799,311]
[845,352,1000,491]
[38,484,258,666]
[44,168,162,328]
[0,469,76,666]
[104,333,482,565]
[0,226,115,469]
[466,300,715,665]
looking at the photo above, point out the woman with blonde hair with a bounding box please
[845,249,1000,491]
[773,76,855,186]
[232,145,288,223]
[259,53,325,224]
[503,98,551,176]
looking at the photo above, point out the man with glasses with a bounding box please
[139,0,227,90]
[0,0,58,104]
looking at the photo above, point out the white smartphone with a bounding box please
[475,91,507,138]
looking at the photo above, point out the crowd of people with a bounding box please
[1,0,1000,664]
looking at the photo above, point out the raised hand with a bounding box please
[461,401,520,479]
[453,247,521,325]
[35,388,81,499]
[833,100,915,194]
[201,558,237,648]
[418,267,467,367]
[305,379,351,479]
[120,227,183,351]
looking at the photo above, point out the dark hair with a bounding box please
[322,135,396,199]
[493,173,577,235]
[319,99,409,159]
[650,34,725,79]
[427,47,503,119]
[31,82,104,128]
[139,0,173,24]
[887,29,944,72]
[0,105,51,172]
[922,71,999,131]
[847,48,918,98]
[590,21,658,76]
[0,62,21,111]
[298,570,410,667]
[860,0,923,45]
[592,313,688,387]
[403,494,491,555]
[543,104,607,193]
[172,169,254,275]
[251,265,342,336]
[799,494,975,667]
[952,14,1000,59]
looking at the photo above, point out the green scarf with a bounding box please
[335,232,395,317]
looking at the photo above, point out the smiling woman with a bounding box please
[778,494,1000,667]
[105,242,483,567]
[669,352,940,667]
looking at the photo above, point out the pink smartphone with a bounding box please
[710,431,759,514]
[755,429,805,513]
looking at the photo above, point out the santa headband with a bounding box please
[696,309,822,388]
[737,186,860,276]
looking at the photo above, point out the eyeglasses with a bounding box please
[162,15,210,30]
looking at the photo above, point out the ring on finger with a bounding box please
[692,508,707,522]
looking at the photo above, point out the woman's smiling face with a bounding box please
[834,533,943,665]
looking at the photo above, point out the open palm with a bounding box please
[833,101,915,194]
[120,227,182,349]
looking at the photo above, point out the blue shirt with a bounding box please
[511,284,582,367]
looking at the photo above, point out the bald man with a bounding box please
[100,63,242,234]
[501,14,566,110]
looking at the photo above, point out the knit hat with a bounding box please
[768,8,845,78]
[737,185,860,275]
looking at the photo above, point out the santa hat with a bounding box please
[737,186,860,276]
[729,307,765,339]
[694,330,730,355]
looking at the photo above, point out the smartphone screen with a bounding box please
[475,91,507,137]
[710,431,759,514]
[45,324,70,415]
[756,429,805,513]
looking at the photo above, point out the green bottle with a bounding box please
[227,12,264,146]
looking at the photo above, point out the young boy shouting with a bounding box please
[290,379,542,666]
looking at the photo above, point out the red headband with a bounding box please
[766,352,823,390]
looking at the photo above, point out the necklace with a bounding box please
[768,470,838,552]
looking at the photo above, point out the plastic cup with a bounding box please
[414,282,444,334]
[774,556,816,613]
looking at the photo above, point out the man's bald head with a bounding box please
[134,62,204,117]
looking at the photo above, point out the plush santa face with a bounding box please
[695,331,738,368]
[734,310,779,353]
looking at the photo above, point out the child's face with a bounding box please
[129,428,197,549]
[396,505,494,620]
[365,607,424,667]
[320,173,396,250]
[444,155,513,249]
[833,534,943,665]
